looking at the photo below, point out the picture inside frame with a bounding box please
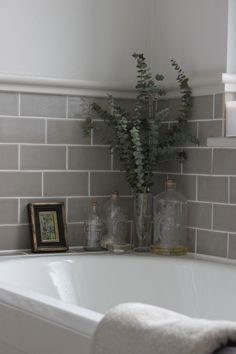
[28,202,68,253]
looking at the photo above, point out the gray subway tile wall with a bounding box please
[0,92,18,116]
[20,145,67,170]
[228,234,236,259]
[196,229,227,258]
[190,95,214,120]
[198,120,223,146]
[0,225,31,250]
[229,177,236,203]
[170,174,196,200]
[213,149,236,175]
[197,176,228,203]
[90,171,130,196]
[0,90,235,260]
[0,117,45,143]
[157,92,235,259]
[47,120,91,144]
[182,148,212,174]
[188,202,212,229]
[0,145,18,169]
[68,146,111,170]
[20,94,67,118]
[214,93,225,119]
[44,172,88,196]
[68,96,109,119]
[0,172,42,197]
[0,199,18,224]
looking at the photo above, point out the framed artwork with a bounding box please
[28,202,68,253]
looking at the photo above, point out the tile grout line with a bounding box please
[222,114,226,137]
[45,119,48,144]
[196,121,199,139]
[68,221,86,225]
[0,223,29,227]
[18,145,21,170]
[210,148,214,174]
[188,200,225,205]
[154,171,236,177]
[212,94,215,119]
[196,175,198,201]
[65,197,69,223]
[226,233,230,258]
[211,204,214,230]
[0,114,224,123]
[0,169,235,180]
[17,199,20,224]
[41,172,44,197]
[91,128,94,145]
[0,195,133,200]
[88,172,91,196]
[18,93,21,117]
[111,148,114,170]
[228,176,230,203]
[0,169,125,173]
[66,96,69,119]
[195,229,198,254]
[130,221,133,246]
[0,142,232,149]
[66,146,69,170]
[0,143,111,147]
[2,115,88,121]
[193,226,230,236]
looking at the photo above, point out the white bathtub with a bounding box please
[0,253,236,354]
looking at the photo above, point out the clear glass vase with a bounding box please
[133,193,153,252]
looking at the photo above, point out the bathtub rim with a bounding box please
[1,249,236,266]
[0,278,103,338]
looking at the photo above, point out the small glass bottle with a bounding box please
[84,202,103,251]
[151,179,188,255]
[102,192,130,253]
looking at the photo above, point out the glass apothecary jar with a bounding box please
[151,179,188,255]
[84,202,103,251]
[102,192,130,253]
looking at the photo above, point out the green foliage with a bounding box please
[83,53,198,193]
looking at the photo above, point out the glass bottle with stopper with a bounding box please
[84,202,103,251]
[151,179,188,255]
[102,191,130,253]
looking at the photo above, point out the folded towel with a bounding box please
[90,303,236,354]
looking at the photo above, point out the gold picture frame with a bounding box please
[28,202,68,253]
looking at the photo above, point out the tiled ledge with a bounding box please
[207,137,236,147]
[223,73,236,92]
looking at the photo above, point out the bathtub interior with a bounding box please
[0,254,236,354]
[0,253,236,321]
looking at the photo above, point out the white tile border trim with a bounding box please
[0,72,226,98]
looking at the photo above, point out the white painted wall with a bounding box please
[0,0,231,86]
[227,0,236,73]
[149,0,229,84]
[0,0,150,84]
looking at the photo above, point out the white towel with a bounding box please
[90,303,236,354]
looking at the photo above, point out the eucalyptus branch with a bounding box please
[83,53,196,193]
